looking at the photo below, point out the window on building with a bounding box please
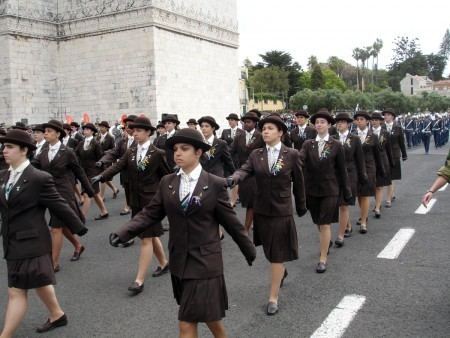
[411,88,413,95]
[411,78,413,85]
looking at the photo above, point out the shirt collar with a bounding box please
[36,140,46,147]
[315,134,330,142]
[49,141,61,151]
[206,135,215,145]
[385,122,394,127]
[9,159,30,174]
[372,126,381,132]
[177,163,203,180]
[85,136,93,142]
[339,130,349,138]
[358,128,368,134]
[246,129,255,135]
[266,142,282,152]
[167,129,176,138]
[138,139,151,150]
[231,126,238,131]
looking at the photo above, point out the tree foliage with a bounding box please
[248,66,289,94]
[310,64,325,90]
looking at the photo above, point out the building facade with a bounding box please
[400,73,433,96]
[0,0,239,126]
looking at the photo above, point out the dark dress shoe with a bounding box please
[152,264,169,277]
[94,213,109,220]
[359,224,367,234]
[70,246,85,262]
[266,302,279,315]
[385,201,392,208]
[53,265,60,273]
[128,282,144,294]
[280,269,288,288]
[113,189,120,199]
[316,262,327,273]
[36,314,68,333]
[344,228,353,238]
[120,210,131,216]
[374,210,381,219]
[119,239,135,248]
[356,218,362,226]
[334,238,344,248]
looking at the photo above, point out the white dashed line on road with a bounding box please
[377,228,416,260]
[438,183,448,192]
[310,294,366,338]
[414,198,437,214]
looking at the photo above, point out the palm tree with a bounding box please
[352,48,361,91]
[359,47,371,92]
[372,38,383,87]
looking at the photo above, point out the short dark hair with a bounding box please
[19,145,33,157]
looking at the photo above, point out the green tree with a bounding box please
[259,50,293,68]
[322,68,347,91]
[311,64,325,90]
[427,53,447,81]
[352,48,362,90]
[439,29,450,57]
[248,66,289,95]
[308,55,319,70]
[371,38,383,88]
[298,71,312,90]
[328,56,347,78]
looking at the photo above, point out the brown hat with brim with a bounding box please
[294,110,310,118]
[0,129,37,150]
[198,116,220,130]
[259,114,288,134]
[241,112,260,122]
[161,115,180,125]
[123,115,138,124]
[32,124,45,133]
[11,122,28,131]
[335,112,353,123]
[70,121,80,128]
[353,111,371,120]
[42,120,67,137]
[128,116,156,132]
[98,121,110,129]
[82,123,98,133]
[226,113,240,121]
[382,108,396,118]
[166,128,211,152]
[370,112,384,121]
[187,118,198,125]
[310,108,335,125]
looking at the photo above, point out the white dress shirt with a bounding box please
[372,126,381,137]
[167,129,176,139]
[245,129,255,145]
[385,122,393,133]
[100,132,107,143]
[358,128,368,143]
[339,130,349,145]
[315,134,330,155]
[127,135,134,149]
[35,140,46,156]
[48,141,61,162]
[205,135,215,146]
[83,136,93,150]
[5,160,30,199]
[298,125,306,137]
[177,163,202,203]
[230,127,238,139]
[62,135,70,146]
[137,140,151,163]
[266,142,282,170]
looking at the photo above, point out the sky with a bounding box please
[237,0,450,73]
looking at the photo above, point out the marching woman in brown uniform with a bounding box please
[370,112,394,218]
[231,114,306,315]
[333,113,367,246]
[230,112,264,233]
[353,111,385,234]
[109,128,255,338]
[32,120,95,272]
[0,129,88,337]
[92,117,170,294]
[75,123,109,220]
[300,109,351,273]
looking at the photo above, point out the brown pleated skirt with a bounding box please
[391,158,402,180]
[306,195,339,225]
[253,214,299,263]
[238,176,257,208]
[7,254,56,290]
[171,274,228,323]
[358,170,376,197]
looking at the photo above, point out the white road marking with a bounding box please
[310,294,366,338]
[377,228,416,260]
[438,183,448,192]
[415,198,436,214]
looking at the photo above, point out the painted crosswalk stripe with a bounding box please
[377,228,415,260]
[414,198,436,214]
[438,183,448,192]
[310,294,366,338]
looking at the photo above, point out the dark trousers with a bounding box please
[405,131,413,148]
[422,134,431,153]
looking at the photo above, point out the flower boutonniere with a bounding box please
[345,138,352,148]
[364,135,371,145]
[191,195,202,207]
[271,158,284,175]
[379,134,384,145]
[246,136,255,147]
[137,155,151,171]
[319,143,332,160]
[206,145,217,159]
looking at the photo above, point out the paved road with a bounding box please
[1,144,450,337]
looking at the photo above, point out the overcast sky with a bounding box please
[237,0,450,73]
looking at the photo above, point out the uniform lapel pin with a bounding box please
[202,186,208,191]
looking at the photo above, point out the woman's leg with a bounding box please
[152,237,168,268]
[358,196,369,226]
[80,194,91,216]
[269,263,285,303]
[51,228,64,268]
[244,208,254,234]
[106,181,118,196]
[93,194,108,215]
[35,286,65,322]
[319,224,331,263]
[62,227,82,251]
[375,187,383,212]
[337,205,349,240]
[0,288,28,338]
[206,321,227,338]
[179,321,198,338]
[100,182,106,199]
[135,238,154,285]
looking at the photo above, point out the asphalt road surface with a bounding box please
[1,144,450,338]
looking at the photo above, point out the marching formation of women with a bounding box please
[0,107,421,338]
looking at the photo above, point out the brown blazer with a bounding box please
[232,144,306,216]
[0,165,86,260]
[290,125,317,151]
[230,129,264,167]
[384,124,407,160]
[153,134,176,170]
[357,130,385,179]
[75,138,104,178]
[97,133,115,152]
[100,136,136,185]
[200,137,235,178]
[115,170,256,279]
[101,144,170,209]
[300,138,351,198]
[334,133,367,183]
[220,128,244,146]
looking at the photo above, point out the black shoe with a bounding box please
[385,201,392,208]
[356,218,362,226]
[266,302,279,315]
[94,213,109,220]
[70,246,85,262]
[53,264,60,273]
[280,269,288,288]
[316,262,327,273]
[220,233,225,241]
[113,189,120,199]
[152,264,169,277]
[120,210,131,216]
[359,224,367,234]
[128,282,144,294]
[334,238,344,248]
[344,228,353,238]
[119,239,135,248]
[36,314,68,333]
[374,210,381,219]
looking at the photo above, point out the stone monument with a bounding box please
[0,0,239,126]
